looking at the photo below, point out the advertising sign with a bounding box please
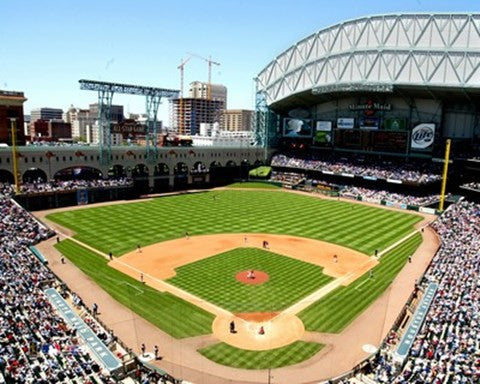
[349,100,392,115]
[283,118,313,138]
[411,123,435,150]
[359,117,379,129]
[313,121,332,144]
[384,118,406,131]
[111,122,148,135]
[419,207,436,215]
[337,117,355,129]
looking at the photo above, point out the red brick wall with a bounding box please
[0,105,26,145]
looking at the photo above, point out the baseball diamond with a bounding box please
[40,187,435,376]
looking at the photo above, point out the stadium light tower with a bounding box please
[79,80,179,164]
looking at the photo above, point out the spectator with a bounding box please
[271,153,442,184]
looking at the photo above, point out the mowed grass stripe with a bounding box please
[47,190,421,256]
[198,341,324,369]
[349,214,417,250]
[299,233,422,333]
[167,248,333,312]
[55,240,214,339]
[322,210,400,247]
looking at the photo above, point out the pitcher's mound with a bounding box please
[236,270,269,285]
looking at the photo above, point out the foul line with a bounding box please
[119,282,144,296]
[354,278,371,291]
[376,223,432,258]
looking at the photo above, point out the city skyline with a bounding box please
[2,0,480,123]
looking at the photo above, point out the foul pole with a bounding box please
[439,139,451,211]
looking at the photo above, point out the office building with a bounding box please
[0,90,27,145]
[222,109,254,131]
[30,107,63,122]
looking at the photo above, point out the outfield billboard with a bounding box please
[337,117,355,129]
[384,118,407,131]
[313,121,332,145]
[411,123,435,150]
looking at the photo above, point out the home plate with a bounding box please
[138,352,154,363]
[362,344,378,354]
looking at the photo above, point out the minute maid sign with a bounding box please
[411,123,435,150]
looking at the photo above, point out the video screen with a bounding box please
[283,118,313,138]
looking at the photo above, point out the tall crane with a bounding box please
[177,56,191,133]
[188,52,220,100]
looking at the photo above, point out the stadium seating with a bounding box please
[460,182,480,192]
[339,186,441,207]
[271,171,442,207]
[270,171,306,187]
[0,183,176,384]
[271,154,442,184]
[18,178,132,195]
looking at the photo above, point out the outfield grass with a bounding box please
[47,190,421,256]
[299,233,422,333]
[198,341,324,369]
[227,181,280,189]
[55,240,214,339]
[168,248,333,312]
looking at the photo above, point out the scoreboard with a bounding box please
[334,129,365,149]
[334,129,408,153]
[371,131,408,153]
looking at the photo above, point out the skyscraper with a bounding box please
[172,81,227,135]
[30,107,63,122]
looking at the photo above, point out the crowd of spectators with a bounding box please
[17,178,132,195]
[270,171,441,207]
[271,154,442,183]
[339,186,441,207]
[270,171,306,186]
[190,163,209,175]
[0,183,175,383]
[348,200,480,384]
[460,182,480,192]
[0,184,118,383]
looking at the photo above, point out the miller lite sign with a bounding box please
[411,123,435,150]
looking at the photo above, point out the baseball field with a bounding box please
[46,185,427,371]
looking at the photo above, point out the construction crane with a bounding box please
[177,56,191,133]
[188,52,220,100]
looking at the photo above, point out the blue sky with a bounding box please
[2,0,479,123]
